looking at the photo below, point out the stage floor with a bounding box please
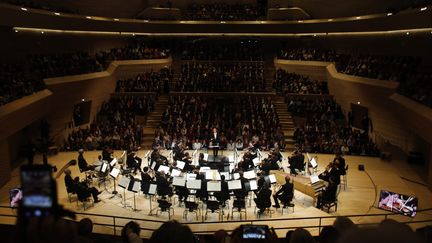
[0,150,431,238]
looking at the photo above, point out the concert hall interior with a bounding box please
[0,0,432,242]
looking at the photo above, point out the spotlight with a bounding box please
[406,32,410,35]
[15,29,18,33]
[41,31,44,34]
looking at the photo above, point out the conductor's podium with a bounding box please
[272,170,326,203]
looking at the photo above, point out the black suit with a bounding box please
[210,132,220,156]
[254,187,272,213]
[273,182,294,207]
[215,180,230,204]
[317,183,338,208]
[78,154,91,172]
[156,174,173,197]
[64,174,75,193]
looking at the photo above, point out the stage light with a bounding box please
[357,101,361,104]
[356,16,361,19]
[54,12,60,16]
[81,99,85,102]
[328,19,333,22]
[143,20,149,22]
[387,13,393,16]
[420,7,427,11]
[220,21,226,23]
[313,34,317,36]
[298,20,303,23]
[41,31,44,34]
[86,16,92,19]
[180,21,186,23]
[260,21,265,23]
[406,32,410,35]
[15,30,18,33]
[114,18,119,21]
[21,7,27,11]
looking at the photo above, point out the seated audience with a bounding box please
[185,3,258,21]
[274,69,329,94]
[115,68,173,93]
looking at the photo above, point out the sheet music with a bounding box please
[148,184,157,195]
[310,158,318,168]
[171,169,182,177]
[150,161,156,170]
[110,168,120,178]
[132,181,141,193]
[252,157,260,166]
[207,181,221,192]
[205,170,221,180]
[158,165,170,175]
[186,180,201,189]
[233,173,240,180]
[269,174,277,184]
[243,170,256,179]
[110,158,117,167]
[249,180,258,190]
[186,173,197,180]
[310,175,320,184]
[220,172,230,180]
[118,176,130,189]
[101,163,108,173]
[199,166,211,173]
[176,160,186,169]
[228,155,235,163]
[228,180,242,190]
[203,153,209,161]
[173,177,186,187]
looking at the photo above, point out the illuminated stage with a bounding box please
[0,150,431,238]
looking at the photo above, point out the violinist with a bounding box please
[318,160,341,185]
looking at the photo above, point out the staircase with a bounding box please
[141,94,169,149]
[273,96,296,151]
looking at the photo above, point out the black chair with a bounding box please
[66,185,76,203]
[321,199,338,213]
[281,202,295,215]
[183,201,201,220]
[341,165,349,190]
[156,199,174,219]
[76,188,94,210]
[205,200,222,220]
[230,199,247,220]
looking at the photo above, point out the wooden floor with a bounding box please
[0,150,431,238]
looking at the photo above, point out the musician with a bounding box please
[273,175,294,208]
[175,184,189,203]
[249,135,260,151]
[318,160,341,185]
[140,167,153,184]
[334,153,346,176]
[260,153,280,174]
[195,170,208,201]
[209,127,220,156]
[74,176,101,203]
[289,150,304,175]
[126,150,142,173]
[316,177,338,209]
[198,153,208,167]
[155,171,173,198]
[173,141,185,161]
[78,149,94,172]
[182,152,193,172]
[215,175,230,206]
[254,181,272,214]
[64,169,75,192]
[234,171,249,200]
[102,146,114,162]
[218,156,230,172]
[241,151,255,171]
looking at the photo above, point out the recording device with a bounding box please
[19,164,58,219]
[241,225,268,239]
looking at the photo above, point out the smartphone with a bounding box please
[241,225,268,239]
[19,164,57,219]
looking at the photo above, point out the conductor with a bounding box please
[209,127,220,157]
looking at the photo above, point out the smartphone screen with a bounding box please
[20,165,55,217]
[242,225,267,239]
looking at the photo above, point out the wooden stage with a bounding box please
[0,150,431,238]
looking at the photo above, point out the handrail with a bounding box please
[1,206,431,237]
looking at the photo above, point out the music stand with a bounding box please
[131,180,141,211]
[207,181,222,192]
[109,167,121,198]
[144,183,158,215]
[228,180,242,191]
[118,176,131,207]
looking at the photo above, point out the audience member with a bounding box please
[185,3,258,20]
[121,221,143,243]
[115,68,173,93]
[289,228,316,243]
[176,62,265,92]
[274,69,328,94]
[149,220,195,243]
